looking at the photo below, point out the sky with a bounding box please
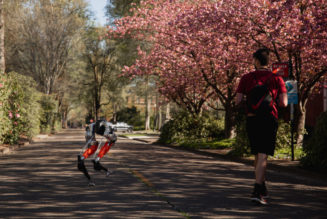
[85,0,108,26]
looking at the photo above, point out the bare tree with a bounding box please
[83,27,118,121]
[6,0,87,94]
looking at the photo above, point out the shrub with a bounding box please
[116,106,144,128]
[158,110,225,144]
[301,111,327,170]
[231,112,293,157]
[230,114,251,156]
[39,94,61,134]
[275,121,291,150]
[0,72,41,144]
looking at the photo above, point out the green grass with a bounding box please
[119,132,160,138]
[120,133,148,137]
[273,147,304,160]
[180,138,235,150]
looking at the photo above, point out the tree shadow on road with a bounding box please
[115,140,327,219]
[0,130,181,219]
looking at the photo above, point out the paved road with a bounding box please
[0,129,326,219]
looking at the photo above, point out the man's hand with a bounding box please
[279,93,288,107]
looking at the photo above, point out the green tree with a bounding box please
[78,26,125,121]
[106,0,140,24]
[5,0,89,130]
[6,0,88,95]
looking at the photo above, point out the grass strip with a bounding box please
[180,138,235,150]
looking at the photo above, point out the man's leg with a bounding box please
[251,153,268,204]
[254,154,258,171]
[255,153,267,184]
[254,153,268,198]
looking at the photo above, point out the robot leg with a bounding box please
[92,160,108,171]
[92,141,115,174]
[97,141,114,159]
[82,141,99,160]
[77,141,99,183]
[77,155,91,180]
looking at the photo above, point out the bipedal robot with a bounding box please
[77,119,117,186]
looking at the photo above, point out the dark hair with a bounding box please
[253,48,270,66]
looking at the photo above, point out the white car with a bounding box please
[111,122,133,133]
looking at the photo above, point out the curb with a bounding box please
[0,141,30,156]
[150,141,327,183]
[118,135,155,144]
[131,138,151,143]
[0,134,49,156]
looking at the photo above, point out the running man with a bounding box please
[236,48,288,204]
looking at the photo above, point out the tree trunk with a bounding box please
[145,96,151,130]
[0,0,5,73]
[94,87,100,121]
[165,102,171,122]
[113,103,117,123]
[62,110,68,129]
[94,99,98,121]
[145,76,151,130]
[296,102,306,148]
[157,105,162,130]
[154,92,162,130]
[224,105,236,139]
[51,113,56,134]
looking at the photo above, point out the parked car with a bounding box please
[111,122,133,133]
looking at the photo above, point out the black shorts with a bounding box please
[246,115,278,156]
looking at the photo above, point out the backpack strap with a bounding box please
[251,72,274,92]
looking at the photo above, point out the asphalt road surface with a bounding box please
[0,129,326,219]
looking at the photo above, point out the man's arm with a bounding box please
[236,93,244,105]
[278,93,288,107]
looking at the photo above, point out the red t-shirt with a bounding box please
[236,70,287,119]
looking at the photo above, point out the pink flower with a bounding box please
[0,83,3,88]
[16,113,20,118]
[14,121,18,125]
[9,112,13,118]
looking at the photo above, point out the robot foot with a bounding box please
[88,180,95,186]
[92,160,107,172]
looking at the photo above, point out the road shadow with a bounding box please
[0,129,181,219]
[113,139,327,219]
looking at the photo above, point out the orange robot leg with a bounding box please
[82,143,98,159]
[97,142,114,159]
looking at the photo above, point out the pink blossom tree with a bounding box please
[168,1,255,137]
[110,0,254,138]
[109,0,327,142]
[111,0,216,115]
[244,0,327,145]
